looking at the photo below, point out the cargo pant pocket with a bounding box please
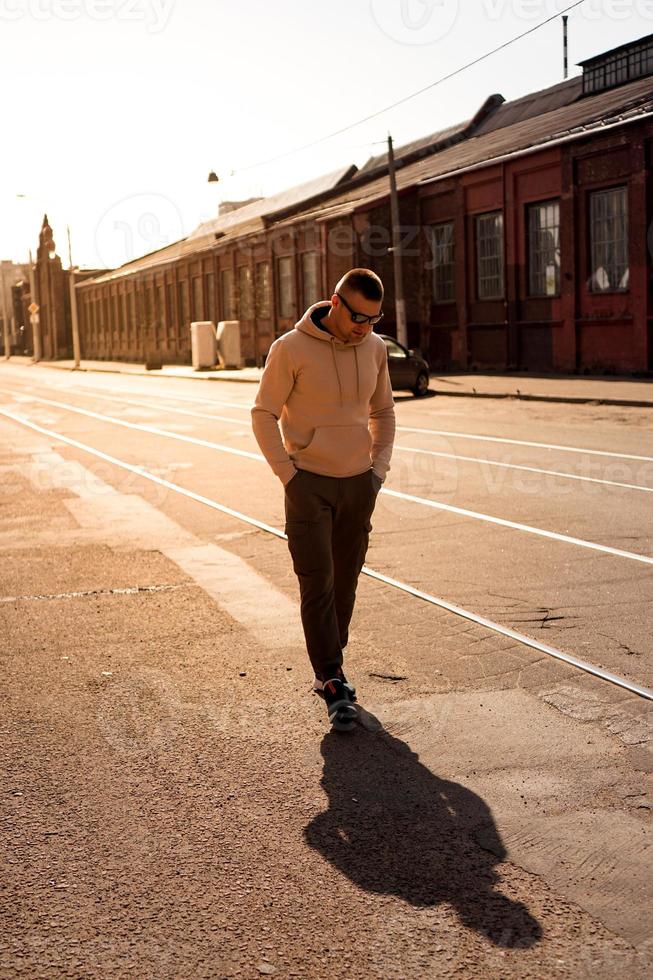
[285,520,319,575]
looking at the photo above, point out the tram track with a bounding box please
[1,385,652,568]
[1,403,652,704]
[52,376,653,462]
[9,380,653,495]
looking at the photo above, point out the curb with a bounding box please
[429,389,653,409]
[10,359,653,408]
[38,362,261,385]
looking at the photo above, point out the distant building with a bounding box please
[7,216,108,358]
[0,259,30,355]
[52,33,653,373]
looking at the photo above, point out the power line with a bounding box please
[231,0,586,176]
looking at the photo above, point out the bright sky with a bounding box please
[2,0,652,269]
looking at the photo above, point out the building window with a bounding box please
[476,211,504,300]
[255,262,270,318]
[177,280,189,329]
[112,293,120,337]
[238,265,254,319]
[144,287,154,341]
[582,38,653,94]
[277,256,295,318]
[427,222,455,302]
[128,292,136,342]
[301,252,320,308]
[528,200,560,297]
[589,186,629,292]
[120,293,128,337]
[221,269,236,319]
[205,273,215,323]
[192,276,203,321]
[165,283,175,342]
[156,284,165,333]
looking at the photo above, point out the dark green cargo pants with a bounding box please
[284,468,382,681]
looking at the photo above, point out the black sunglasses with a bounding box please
[336,291,384,326]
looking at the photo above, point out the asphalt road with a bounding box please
[0,360,651,979]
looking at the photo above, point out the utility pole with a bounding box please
[28,249,42,362]
[1,262,9,360]
[387,133,408,348]
[563,15,569,79]
[67,225,81,368]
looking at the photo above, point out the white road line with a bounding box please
[2,407,651,702]
[0,392,262,462]
[4,370,648,461]
[360,567,653,701]
[0,408,279,536]
[393,445,653,494]
[41,388,249,428]
[12,443,305,650]
[9,381,651,495]
[63,379,653,463]
[65,383,250,413]
[2,391,652,567]
[396,424,653,463]
[381,487,653,566]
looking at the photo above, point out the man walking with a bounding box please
[251,268,395,732]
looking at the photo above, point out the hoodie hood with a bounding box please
[295,301,372,348]
[295,302,372,406]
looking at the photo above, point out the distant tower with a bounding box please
[35,214,70,360]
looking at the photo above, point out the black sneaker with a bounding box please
[313,667,357,703]
[322,678,358,732]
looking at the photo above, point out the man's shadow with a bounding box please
[304,712,542,949]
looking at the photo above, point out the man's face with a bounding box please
[329,289,383,344]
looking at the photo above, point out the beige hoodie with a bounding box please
[251,302,395,486]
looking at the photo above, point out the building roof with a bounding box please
[79,62,653,288]
[279,72,653,226]
[473,75,583,134]
[188,164,356,240]
[79,164,357,286]
[356,94,506,178]
[358,119,473,175]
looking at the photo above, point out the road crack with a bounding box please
[0,583,193,604]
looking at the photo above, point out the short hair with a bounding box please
[336,268,384,302]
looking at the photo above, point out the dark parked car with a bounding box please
[379,335,430,397]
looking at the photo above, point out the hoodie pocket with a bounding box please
[293,424,372,477]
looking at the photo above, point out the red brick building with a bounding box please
[73,33,653,375]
